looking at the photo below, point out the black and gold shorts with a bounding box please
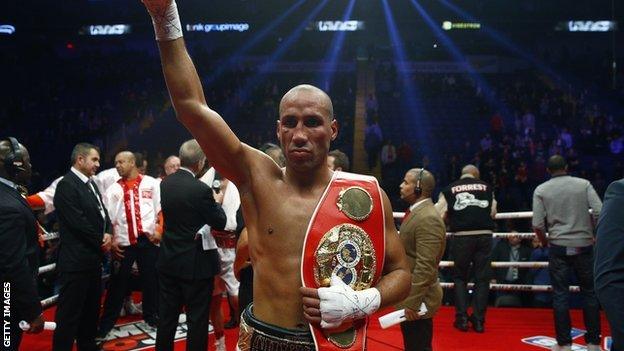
[237,304,315,351]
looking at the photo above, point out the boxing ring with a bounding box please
[34,210,577,312]
[27,210,608,351]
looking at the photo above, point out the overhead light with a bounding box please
[79,24,132,36]
[0,24,16,35]
[309,20,365,32]
[555,20,617,32]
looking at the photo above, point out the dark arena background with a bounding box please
[1,0,622,350]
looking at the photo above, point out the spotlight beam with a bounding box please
[223,0,330,120]
[316,0,357,92]
[437,0,563,84]
[410,0,513,120]
[438,0,623,113]
[381,0,434,161]
[204,0,307,86]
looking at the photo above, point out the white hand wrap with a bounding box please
[143,0,183,41]
[317,274,381,329]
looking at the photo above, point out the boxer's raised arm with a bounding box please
[158,39,250,185]
[144,0,251,187]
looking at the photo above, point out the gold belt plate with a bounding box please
[314,223,377,291]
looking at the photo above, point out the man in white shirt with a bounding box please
[98,151,162,338]
[198,167,241,351]
[95,167,121,195]
[30,152,155,217]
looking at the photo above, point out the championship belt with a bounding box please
[301,171,385,351]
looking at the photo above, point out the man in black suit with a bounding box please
[156,139,226,351]
[0,137,44,350]
[52,143,113,351]
[595,178,624,351]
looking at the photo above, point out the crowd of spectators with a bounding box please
[1,45,356,190]
[374,61,623,212]
[373,59,622,308]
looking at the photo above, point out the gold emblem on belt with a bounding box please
[336,186,373,222]
[313,223,377,291]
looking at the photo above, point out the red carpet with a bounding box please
[22,302,612,350]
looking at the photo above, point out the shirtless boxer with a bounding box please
[142,1,410,349]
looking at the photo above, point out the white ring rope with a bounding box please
[38,263,56,275]
[393,209,592,220]
[449,232,536,239]
[40,216,542,241]
[492,211,534,220]
[439,261,549,268]
[393,211,533,220]
[440,282,580,293]
[40,295,58,309]
[41,232,59,241]
[34,210,571,308]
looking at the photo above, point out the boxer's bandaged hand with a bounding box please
[318,274,381,329]
[142,0,182,41]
